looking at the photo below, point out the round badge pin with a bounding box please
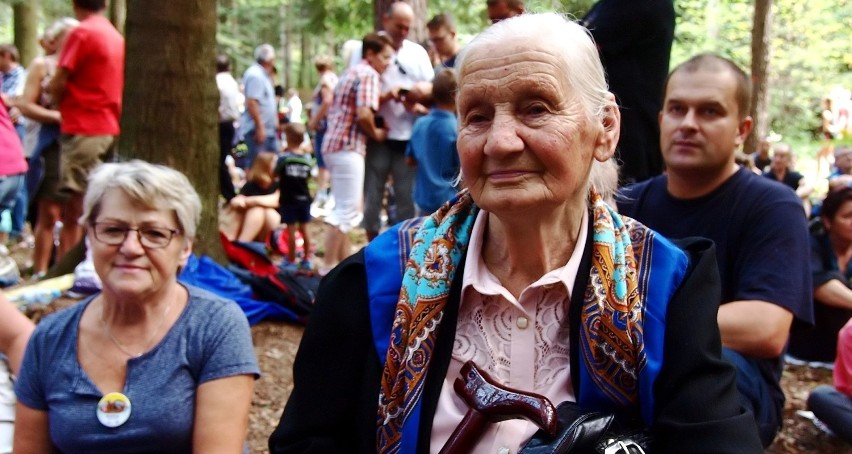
[97,392,132,428]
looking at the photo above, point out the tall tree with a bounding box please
[121,0,224,261]
[108,0,126,34]
[12,0,39,66]
[747,0,772,153]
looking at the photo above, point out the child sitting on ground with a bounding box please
[221,151,280,242]
[275,123,314,270]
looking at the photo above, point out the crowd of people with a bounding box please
[1,0,852,451]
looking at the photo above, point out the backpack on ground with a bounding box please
[219,232,318,323]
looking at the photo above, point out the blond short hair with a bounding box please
[81,160,202,239]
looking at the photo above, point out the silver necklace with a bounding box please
[99,299,172,358]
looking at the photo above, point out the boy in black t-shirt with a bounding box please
[275,123,314,270]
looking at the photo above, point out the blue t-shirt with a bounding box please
[405,109,459,213]
[15,285,260,453]
[617,167,813,417]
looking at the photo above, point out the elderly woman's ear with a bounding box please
[592,93,621,162]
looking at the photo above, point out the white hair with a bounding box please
[44,17,79,42]
[254,43,275,63]
[82,160,202,240]
[455,12,619,198]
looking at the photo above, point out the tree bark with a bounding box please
[746,0,773,154]
[13,0,39,67]
[121,0,224,262]
[109,0,127,35]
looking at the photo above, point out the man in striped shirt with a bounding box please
[319,33,394,275]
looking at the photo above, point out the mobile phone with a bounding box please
[375,115,385,128]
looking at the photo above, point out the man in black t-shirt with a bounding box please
[618,54,813,448]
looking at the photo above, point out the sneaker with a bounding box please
[280,259,299,273]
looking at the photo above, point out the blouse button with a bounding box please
[516,316,529,329]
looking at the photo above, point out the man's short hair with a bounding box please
[282,122,306,147]
[773,142,792,156]
[0,44,19,62]
[362,33,393,58]
[427,13,457,33]
[664,53,753,119]
[72,0,107,12]
[216,54,231,73]
[432,69,457,106]
[254,44,275,63]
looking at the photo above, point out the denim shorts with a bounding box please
[0,173,24,212]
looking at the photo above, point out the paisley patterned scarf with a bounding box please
[376,189,648,453]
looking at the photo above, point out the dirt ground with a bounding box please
[7,221,852,453]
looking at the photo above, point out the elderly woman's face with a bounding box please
[88,188,192,301]
[456,39,611,216]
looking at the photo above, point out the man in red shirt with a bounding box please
[49,0,124,258]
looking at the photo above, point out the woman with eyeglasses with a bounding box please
[13,160,259,453]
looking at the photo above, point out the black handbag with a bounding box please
[519,401,652,454]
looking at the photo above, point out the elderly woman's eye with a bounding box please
[144,228,170,240]
[464,112,489,125]
[102,225,126,235]
[525,103,549,115]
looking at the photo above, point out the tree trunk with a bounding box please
[373,0,427,43]
[109,0,127,35]
[280,0,291,90]
[121,0,224,262]
[746,0,773,154]
[13,0,39,67]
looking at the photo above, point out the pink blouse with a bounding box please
[430,209,587,454]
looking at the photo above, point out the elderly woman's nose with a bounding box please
[484,113,524,155]
[119,230,145,253]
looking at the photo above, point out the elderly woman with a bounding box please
[269,13,761,453]
[14,161,259,453]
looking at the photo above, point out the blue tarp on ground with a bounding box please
[178,254,300,325]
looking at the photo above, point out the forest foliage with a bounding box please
[1,0,850,142]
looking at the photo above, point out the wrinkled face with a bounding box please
[383,10,412,48]
[457,38,614,217]
[428,26,456,58]
[365,44,395,75]
[89,188,192,302]
[659,68,751,177]
[825,200,852,243]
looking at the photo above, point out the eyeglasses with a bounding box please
[91,222,182,249]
